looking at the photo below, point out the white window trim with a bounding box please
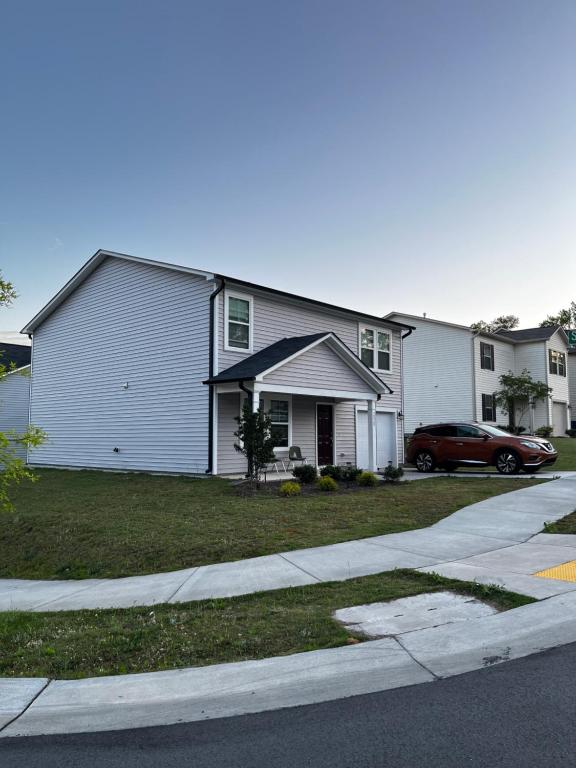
[240,392,292,454]
[549,349,566,377]
[358,324,392,374]
[224,289,253,354]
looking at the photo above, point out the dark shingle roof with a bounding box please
[206,333,329,383]
[0,343,31,369]
[497,326,562,342]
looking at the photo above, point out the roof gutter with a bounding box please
[207,278,225,474]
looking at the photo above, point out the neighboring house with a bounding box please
[22,250,414,474]
[0,365,31,460]
[568,330,576,428]
[0,342,31,370]
[385,313,570,436]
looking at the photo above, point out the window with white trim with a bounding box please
[480,342,495,371]
[360,327,391,372]
[268,399,289,448]
[481,393,496,422]
[549,349,566,377]
[225,292,252,351]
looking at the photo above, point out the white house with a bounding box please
[568,330,576,429]
[0,342,32,460]
[385,313,571,436]
[22,250,414,475]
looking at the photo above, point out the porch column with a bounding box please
[251,386,260,413]
[367,399,377,472]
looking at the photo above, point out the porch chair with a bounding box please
[286,446,308,469]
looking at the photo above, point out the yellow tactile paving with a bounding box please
[534,560,576,583]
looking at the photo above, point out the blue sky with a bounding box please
[2,0,575,334]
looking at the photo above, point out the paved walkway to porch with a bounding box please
[1,474,575,612]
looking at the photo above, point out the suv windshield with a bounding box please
[479,424,511,437]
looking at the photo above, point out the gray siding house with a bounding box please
[0,366,31,460]
[23,251,413,475]
[386,313,571,437]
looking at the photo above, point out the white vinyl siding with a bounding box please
[569,355,576,428]
[263,342,373,391]
[0,368,31,460]
[388,315,474,433]
[473,335,515,425]
[29,257,213,473]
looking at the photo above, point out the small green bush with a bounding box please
[320,465,343,481]
[316,476,338,492]
[357,471,378,487]
[535,425,554,438]
[566,429,576,438]
[340,466,362,482]
[383,465,404,483]
[292,464,317,483]
[279,481,301,497]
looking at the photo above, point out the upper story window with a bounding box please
[549,349,566,377]
[225,291,253,352]
[480,342,495,371]
[360,327,391,372]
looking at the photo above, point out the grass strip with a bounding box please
[0,569,534,679]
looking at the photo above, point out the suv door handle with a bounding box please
[456,442,464,446]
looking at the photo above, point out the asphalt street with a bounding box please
[2,642,575,768]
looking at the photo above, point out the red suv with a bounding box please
[407,422,558,474]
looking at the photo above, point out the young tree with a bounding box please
[470,315,519,334]
[234,400,276,484]
[0,270,46,511]
[493,369,552,434]
[540,302,576,331]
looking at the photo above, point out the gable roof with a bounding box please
[0,343,32,370]
[205,332,392,394]
[22,250,415,334]
[497,325,566,343]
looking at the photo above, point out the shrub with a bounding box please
[279,481,301,497]
[357,471,379,487]
[566,429,576,438]
[535,425,554,438]
[320,464,343,481]
[292,464,317,483]
[316,475,338,492]
[340,466,362,482]
[383,465,404,483]
[497,424,527,435]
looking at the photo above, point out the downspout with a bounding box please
[207,278,225,474]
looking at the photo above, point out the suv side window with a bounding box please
[427,426,457,437]
[457,425,485,439]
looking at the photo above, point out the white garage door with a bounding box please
[356,410,396,470]
[552,401,568,437]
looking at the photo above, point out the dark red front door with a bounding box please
[317,404,334,465]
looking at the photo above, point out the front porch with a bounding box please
[205,332,400,476]
[214,386,387,475]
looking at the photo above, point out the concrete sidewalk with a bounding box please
[1,475,575,611]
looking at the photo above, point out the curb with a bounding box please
[2,589,576,738]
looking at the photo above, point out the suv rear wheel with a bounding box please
[415,450,436,473]
[495,449,521,475]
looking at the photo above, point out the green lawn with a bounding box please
[549,437,576,471]
[0,470,541,580]
[0,569,533,679]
